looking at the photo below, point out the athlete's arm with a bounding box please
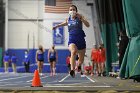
[76,13,90,27]
[52,18,68,30]
[48,49,50,62]
[35,51,38,62]
[55,50,58,62]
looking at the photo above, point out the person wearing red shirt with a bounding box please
[66,54,71,73]
[91,44,98,76]
[97,44,106,76]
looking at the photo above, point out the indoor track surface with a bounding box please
[0,72,140,92]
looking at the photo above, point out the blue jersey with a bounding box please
[3,55,10,62]
[68,16,86,50]
[49,51,56,59]
[68,16,85,37]
[11,56,17,64]
[37,50,44,61]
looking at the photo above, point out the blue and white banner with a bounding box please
[53,22,64,45]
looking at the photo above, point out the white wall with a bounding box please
[7,0,97,50]
[8,0,43,19]
[8,0,44,49]
[8,21,39,49]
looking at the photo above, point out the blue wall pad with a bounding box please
[0,49,70,73]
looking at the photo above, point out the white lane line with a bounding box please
[44,85,111,88]
[45,80,58,84]
[41,75,49,79]
[0,73,33,78]
[45,81,90,86]
[85,76,95,83]
[0,84,18,86]
[58,74,70,82]
[26,75,49,82]
[0,75,32,82]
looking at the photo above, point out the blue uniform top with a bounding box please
[49,51,56,59]
[68,16,86,50]
[37,50,44,61]
[68,16,85,37]
[11,56,17,64]
[3,55,10,62]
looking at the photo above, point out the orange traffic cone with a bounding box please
[31,70,43,87]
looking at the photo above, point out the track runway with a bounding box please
[0,72,140,91]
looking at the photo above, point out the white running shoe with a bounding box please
[40,73,43,76]
[81,74,86,77]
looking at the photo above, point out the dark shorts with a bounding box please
[37,59,44,62]
[68,35,86,50]
[49,58,56,62]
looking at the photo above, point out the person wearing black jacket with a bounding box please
[118,31,129,68]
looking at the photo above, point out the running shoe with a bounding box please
[53,73,56,76]
[40,73,43,76]
[101,73,103,77]
[78,66,81,72]
[70,70,75,78]
[81,72,83,75]
[81,72,85,77]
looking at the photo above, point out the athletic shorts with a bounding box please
[37,59,44,62]
[68,35,86,50]
[49,58,56,62]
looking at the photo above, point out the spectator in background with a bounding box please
[97,44,106,76]
[118,31,129,68]
[36,45,45,76]
[3,52,10,73]
[23,50,30,73]
[11,53,18,73]
[48,45,58,76]
[66,54,71,73]
[91,44,98,76]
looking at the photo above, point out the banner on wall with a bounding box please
[53,22,64,45]
[45,0,72,13]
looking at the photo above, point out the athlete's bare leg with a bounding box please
[68,43,77,77]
